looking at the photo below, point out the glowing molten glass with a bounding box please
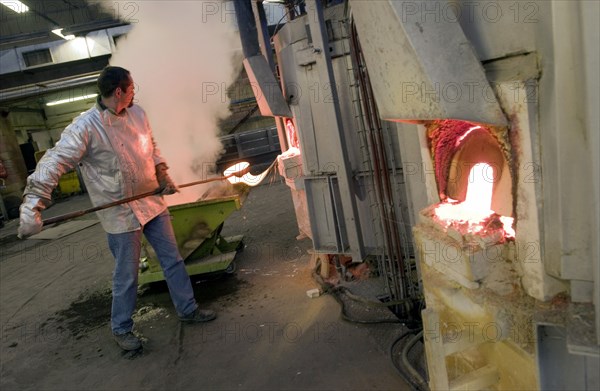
[224,162,270,187]
[434,163,514,239]
[465,163,493,212]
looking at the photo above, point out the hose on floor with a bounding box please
[311,259,410,324]
[311,259,429,389]
[390,330,429,391]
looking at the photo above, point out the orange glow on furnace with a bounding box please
[455,126,481,147]
[434,163,514,239]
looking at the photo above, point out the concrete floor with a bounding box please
[1,180,413,390]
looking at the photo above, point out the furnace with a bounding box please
[426,119,514,239]
[413,110,539,388]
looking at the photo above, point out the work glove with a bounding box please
[155,163,179,195]
[18,195,48,239]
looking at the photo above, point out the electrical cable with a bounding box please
[389,330,429,391]
[390,331,422,390]
[401,330,429,391]
[271,0,306,37]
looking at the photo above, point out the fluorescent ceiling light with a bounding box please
[47,93,98,106]
[52,28,76,41]
[0,1,29,13]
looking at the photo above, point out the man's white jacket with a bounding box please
[24,101,168,234]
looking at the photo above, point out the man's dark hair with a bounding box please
[97,66,131,98]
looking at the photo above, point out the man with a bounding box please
[18,66,216,351]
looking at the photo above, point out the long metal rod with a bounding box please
[349,21,400,301]
[42,168,250,226]
[341,17,395,300]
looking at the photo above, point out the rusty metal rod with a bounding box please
[42,166,251,226]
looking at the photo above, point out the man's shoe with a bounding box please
[179,308,217,323]
[113,332,142,351]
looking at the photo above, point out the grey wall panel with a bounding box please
[304,176,348,253]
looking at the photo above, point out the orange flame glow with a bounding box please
[434,163,514,240]
[465,162,493,212]
[455,126,481,147]
[224,162,270,187]
[500,216,515,238]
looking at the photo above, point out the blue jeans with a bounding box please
[107,211,198,335]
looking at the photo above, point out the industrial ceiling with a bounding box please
[0,0,127,108]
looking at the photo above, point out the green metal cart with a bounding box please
[138,195,243,285]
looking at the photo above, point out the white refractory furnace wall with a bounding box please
[348,1,599,389]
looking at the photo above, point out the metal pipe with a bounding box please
[42,166,251,226]
[233,0,261,59]
[401,330,428,391]
[342,17,394,299]
[373,109,408,293]
[0,73,100,103]
[353,20,410,300]
[252,1,276,72]
[350,20,406,302]
[381,126,416,297]
[349,20,398,300]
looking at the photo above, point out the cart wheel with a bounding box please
[225,261,237,274]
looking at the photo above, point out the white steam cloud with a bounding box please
[94,0,241,204]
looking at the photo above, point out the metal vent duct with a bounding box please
[349,0,507,126]
[233,0,291,118]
